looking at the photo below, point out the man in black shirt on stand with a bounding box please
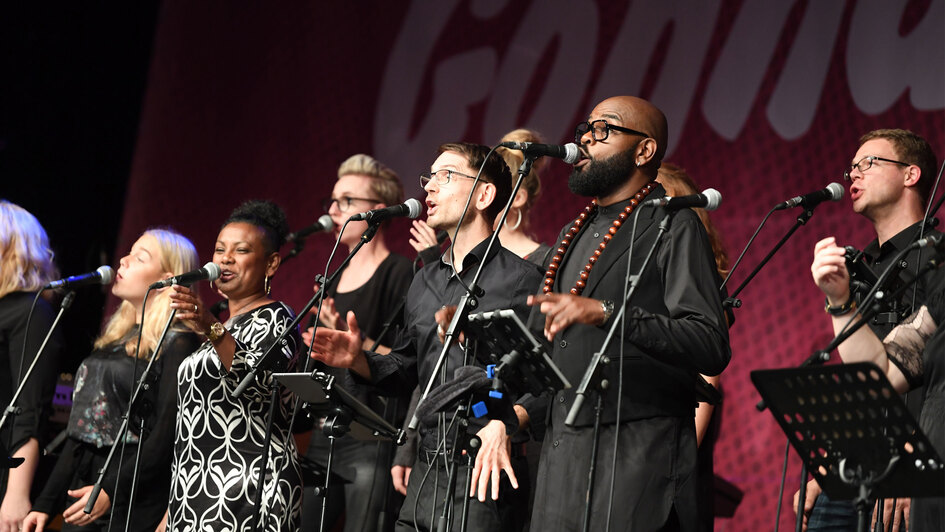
[526,95,730,531]
[310,142,543,532]
[796,129,941,532]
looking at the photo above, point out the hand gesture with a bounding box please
[469,420,518,502]
[309,311,371,378]
[409,220,441,254]
[527,293,606,341]
[811,237,852,306]
[390,465,412,496]
[62,486,110,527]
[169,285,215,335]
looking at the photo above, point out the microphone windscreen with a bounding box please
[703,189,722,211]
[826,182,845,201]
[97,265,116,285]
[204,262,222,281]
[405,198,423,219]
[562,143,581,164]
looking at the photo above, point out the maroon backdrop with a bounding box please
[118,1,944,529]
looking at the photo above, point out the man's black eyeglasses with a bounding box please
[574,119,651,144]
[843,155,910,181]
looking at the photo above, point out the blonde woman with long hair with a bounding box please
[24,228,201,532]
[0,200,63,532]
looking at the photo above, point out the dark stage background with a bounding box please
[4,1,944,530]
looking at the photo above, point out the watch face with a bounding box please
[209,322,225,340]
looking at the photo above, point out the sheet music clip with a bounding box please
[464,308,570,396]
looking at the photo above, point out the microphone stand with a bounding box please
[407,153,534,532]
[562,210,671,532]
[723,206,816,309]
[84,303,177,520]
[239,222,381,529]
[0,291,74,468]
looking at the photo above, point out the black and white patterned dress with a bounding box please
[168,301,303,531]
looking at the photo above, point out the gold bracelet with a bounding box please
[824,297,856,316]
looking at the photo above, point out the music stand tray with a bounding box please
[274,371,403,443]
[465,309,570,397]
[751,362,944,501]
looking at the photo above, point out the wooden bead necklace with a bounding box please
[542,181,656,295]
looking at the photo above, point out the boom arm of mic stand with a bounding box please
[233,223,380,398]
[724,207,814,309]
[565,212,671,427]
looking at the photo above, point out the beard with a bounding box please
[567,148,637,198]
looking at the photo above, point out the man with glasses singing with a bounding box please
[526,95,730,530]
[796,129,941,532]
[310,142,543,532]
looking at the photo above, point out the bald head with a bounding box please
[593,96,669,162]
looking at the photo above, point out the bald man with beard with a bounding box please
[526,96,731,531]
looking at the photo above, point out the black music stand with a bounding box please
[274,371,404,443]
[464,308,571,396]
[275,371,404,532]
[752,363,944,531]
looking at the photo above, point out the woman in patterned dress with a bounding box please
[162,200,302,531]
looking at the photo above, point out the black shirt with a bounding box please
[330,253,414,346]
[0,292,62,494]
[854,221,942,417]
[33,328,200,529]
[358,235,544,451]
[855,220,942,336]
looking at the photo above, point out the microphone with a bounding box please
[644,188,722,211]
[286,214,334,242]
[775,182,844,210]
[499,142,581,164]
[349,198,423,224]
[45,266,115,290]
[149,262,222,289]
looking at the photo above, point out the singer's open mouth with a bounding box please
[849,185,863,201]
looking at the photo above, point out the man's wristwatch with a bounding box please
[599,300,615,324]
[206,322,226,342]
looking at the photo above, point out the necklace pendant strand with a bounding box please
[542,181,656,296]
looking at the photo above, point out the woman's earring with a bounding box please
[504,209,523,231]
[264,275,272,296]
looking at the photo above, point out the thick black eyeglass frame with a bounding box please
[574,119,651,144]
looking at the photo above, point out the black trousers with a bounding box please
[530,417,698,532]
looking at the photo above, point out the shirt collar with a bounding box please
[864,220,928,261]
[438,233,502,275]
